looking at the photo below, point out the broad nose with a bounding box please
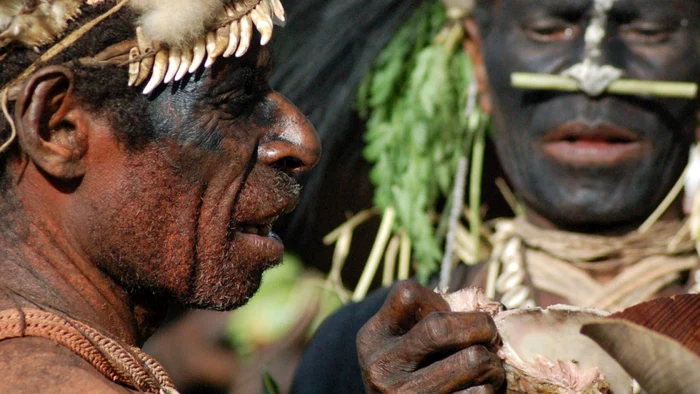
[258,92,321,174]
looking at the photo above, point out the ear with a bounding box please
[463,17,492,115]
[15,65,88,178]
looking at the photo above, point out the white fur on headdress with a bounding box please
[131,0,225,49]
[0,0,83,49]
[129,0,286,94]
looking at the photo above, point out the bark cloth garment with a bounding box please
[0,307,179,394]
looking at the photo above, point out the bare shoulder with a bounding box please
[0,337,133,393]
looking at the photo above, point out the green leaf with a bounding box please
[360,1,489,282]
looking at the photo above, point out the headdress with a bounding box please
[0,0,286,154]
[0,0,285,94]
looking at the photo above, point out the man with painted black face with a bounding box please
[291,0,700,392]
[0,1,319,392]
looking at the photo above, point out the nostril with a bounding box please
[258,139,320,174]
[271,156,305,174]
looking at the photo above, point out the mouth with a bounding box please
[237,216,279,237]
[229,213,285,264]
[540,122,645,167]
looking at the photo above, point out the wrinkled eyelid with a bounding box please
[523,25,579,42]
[618,23,676,44]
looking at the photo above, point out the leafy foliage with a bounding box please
[358,1,483,282]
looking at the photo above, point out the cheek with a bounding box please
[80,159,205,298]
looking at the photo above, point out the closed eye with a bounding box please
[619,23,674,44]
[523,21,580,42]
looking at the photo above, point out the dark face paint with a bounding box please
[480,0,700,230]
[82,44,320,310]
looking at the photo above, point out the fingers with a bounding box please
[379,280,452,334]
[358,281,450,360]
[390,311,499,369]
[402,345,505,394]
[365,345,504,394]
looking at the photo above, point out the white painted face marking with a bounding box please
[562,0,623,96]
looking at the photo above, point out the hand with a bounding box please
[357,281,504,394]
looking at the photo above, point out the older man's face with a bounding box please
[480,0,700,229]
[70,44,320,310]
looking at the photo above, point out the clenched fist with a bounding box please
[357,281,505,394]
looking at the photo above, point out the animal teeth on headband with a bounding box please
[175,49,192,81]
[223,7,240,58]
[270,0,285,25]
[163,47,181,84]
[129,0,285,95]
[189,37,207,73]
[249,0,273,45]
[236,5,253,58]
[143,48,168,95]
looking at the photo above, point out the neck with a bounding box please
[0,219,164,347]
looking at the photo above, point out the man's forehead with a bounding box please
[178,44,272,93]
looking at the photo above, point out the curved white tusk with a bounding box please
[223,8,240,58]
[189,37,207,73]
[164,47,181,84]
[143,49,168,95]
[205,31,218,68]
[175,48,193,81]
[236,14,253,58]
[250,1,273,46]
[270,0,286,25]
[213,24,230,57]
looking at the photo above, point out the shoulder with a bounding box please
[290,285,392,394]
[0,337,132,393]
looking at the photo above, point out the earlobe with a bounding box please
[15,65,88,179]
[463,18,492,115]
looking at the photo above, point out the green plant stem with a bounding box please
[353,207,397,301]
[327,228,353,298]
[512,72,698,99]
[323,208,379,245]
[398,229,412,280]
[382,235,401,286]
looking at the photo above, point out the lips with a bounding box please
[237,216,278,237]
[540,122,645,167]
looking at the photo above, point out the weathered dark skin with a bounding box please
[0,40,320,392]
[345,1,700,393]
[358,281,504,394]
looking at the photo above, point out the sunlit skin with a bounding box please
[355,1,700,393]
[0,41,320,392]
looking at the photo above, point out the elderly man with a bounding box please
[0,0,319,392]
[292,0,700,392]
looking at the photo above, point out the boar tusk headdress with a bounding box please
[0,0,285,95]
